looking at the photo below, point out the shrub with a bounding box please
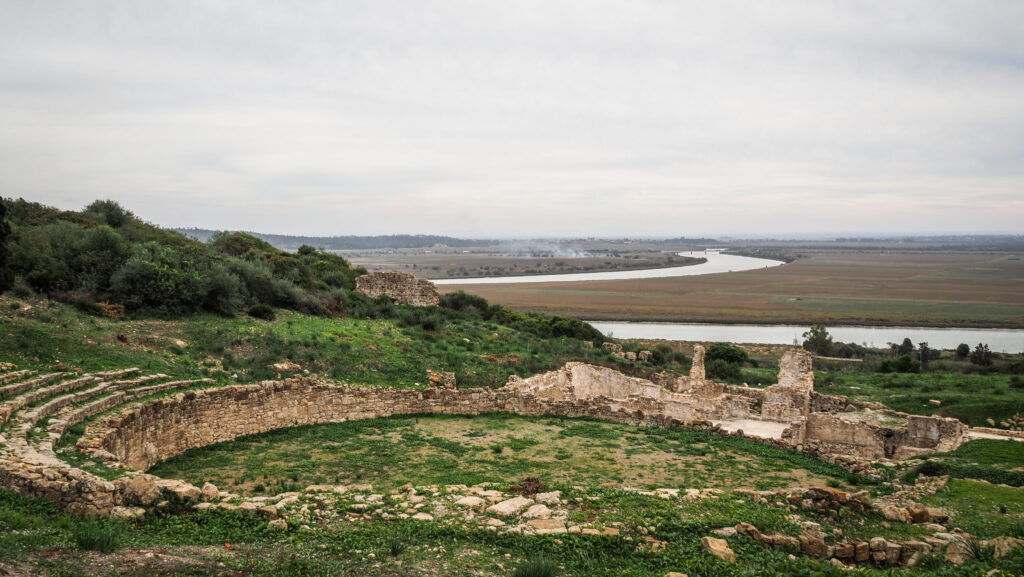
[706,343,749,365]
[956,343,971,359]
[248,303,276,321]
[707,358,741,380]
[73,519,121,553]
[513,555,559,577]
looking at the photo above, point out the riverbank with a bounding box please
[589,321,1024,353]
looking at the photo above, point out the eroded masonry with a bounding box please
[0,348,970,518]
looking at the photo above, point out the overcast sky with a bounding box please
[2,1,1022,237]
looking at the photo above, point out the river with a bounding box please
[588,322,1024,354]
[432,250,784,285]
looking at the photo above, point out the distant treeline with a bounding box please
[175,228,495,251]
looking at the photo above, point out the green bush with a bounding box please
[247,303,276,321]
[707,358,741,380]
[513,555,559,577]
[706,343,750,365]
[73,519,121,553]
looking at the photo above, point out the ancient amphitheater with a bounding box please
[1,348,971,521]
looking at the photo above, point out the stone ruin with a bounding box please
[0,348,969,520]
[505,348,966,464]
[355,272,439,306]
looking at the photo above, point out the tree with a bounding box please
[918,341,929,370]
[897,338,915,356]
[955,343,970,359]
[801,325,834,356]
[969,343,993,366]
[0,197,11,292]
[706,343,750,365]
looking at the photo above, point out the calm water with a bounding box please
[589,322,1024,354]
[433,250,784,285]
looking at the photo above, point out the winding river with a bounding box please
[431,250,1023,353]
[432,250,784,285]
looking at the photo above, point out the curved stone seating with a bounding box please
[0,372,65,400]
[0,355,975,520]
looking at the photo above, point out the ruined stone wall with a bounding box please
[355,272,439,306]
[803,413,893,460]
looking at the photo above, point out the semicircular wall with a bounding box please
[83,377,684,472]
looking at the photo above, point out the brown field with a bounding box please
[346,244,698,279]
[438,251,1024,328]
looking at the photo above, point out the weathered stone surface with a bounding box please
[800,534,829,558]
[355,272,439,306]
[454,496,487,509]
[122,476,161,506]
[534,491,561,504]
[527,519,567,534]
[522,504,552,519]
[486,496,533,517]
[989,536,1024,558]
[700,536,736,562]
[882,506,911,523]
[201,482,219,501]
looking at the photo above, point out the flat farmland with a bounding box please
[439,251,1024,328]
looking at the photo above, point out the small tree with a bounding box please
[802,325,834,356]
[956,343,970,359]
[969,343,993,366]
[918,341,929,370]
[897,338,915,357]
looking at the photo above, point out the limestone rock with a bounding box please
[882,505,911,524]
[534,491,561,504]
[988,536,1024,559]
[110,506,145,519]
[486,496,533,517]
[454,496,487,509]
[700,536,736,563]
[412,512,434,521]
[268,518,288,530]
[527,519,567,534]
[201,482,219,501]
[800,534,829,558]
[122,476,162,506]
[522,504,552,519]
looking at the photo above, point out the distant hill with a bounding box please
[175,229,495,251]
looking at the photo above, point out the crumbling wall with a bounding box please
[355,272,439,306]
[803,413,893,460]
[762,350,814,421]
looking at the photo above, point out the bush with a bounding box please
[513,555,559,577]
[877,355,919,373]
[706,343,749,365]
[707,358,741,380]
[73,519,121,553]
[248,303,276,321]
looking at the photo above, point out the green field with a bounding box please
[148,414,861,495]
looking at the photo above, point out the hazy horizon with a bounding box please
[3,1,1022,237]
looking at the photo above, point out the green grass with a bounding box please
[922,479,1024,539]
[4,485,1024,577]
[148,414,865,495]
[818,371,1024,426]
[0,296,683,391]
